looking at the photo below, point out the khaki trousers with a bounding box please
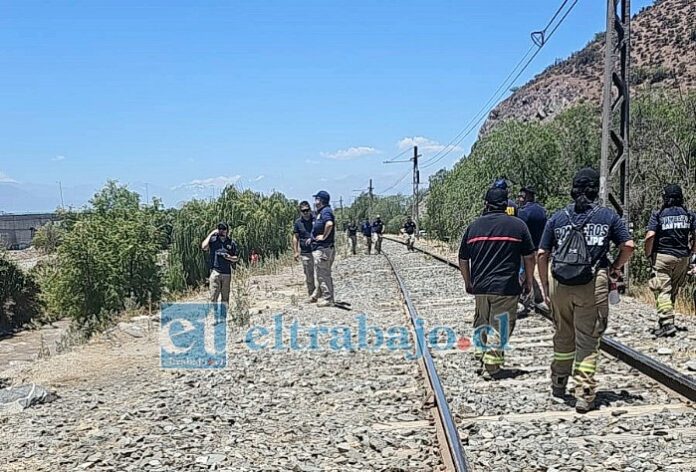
[348,235,357,255]
[549,269,608,402]
[209,269,231,304]
[312,246,335,302]
[300,253,318,297]
[364,236,372,254]
[648,253,689,326]
[373,233,383,254]
[473,294,518,373]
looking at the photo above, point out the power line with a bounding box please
[377,169,411,195]
[383,147,412,163]
[420,0,580,171]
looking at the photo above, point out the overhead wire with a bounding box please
[419,0,581,171]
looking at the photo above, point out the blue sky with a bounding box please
[0,0,653,212]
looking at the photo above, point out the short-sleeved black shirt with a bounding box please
[519,201,548,249]
[208,235,238,275]
[403,221,416,234]
[647,207,696,258]
[293,216,314,254]
[458,211,535,295]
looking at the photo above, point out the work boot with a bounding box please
[306,296,318,304]
[482,366,505,381]
[652,323,677,338]
[551,376,568,399]
[317,299,334,308]
[575,388,595,414]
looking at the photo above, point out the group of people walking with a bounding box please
[200,170,694,413]
[459,168,695,413]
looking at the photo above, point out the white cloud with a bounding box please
[321,146,379,160]
[0,171,17,183]
[51,155,66,162]
[172,175,241,190]
[251,175,265,182]
[397,136,461,155]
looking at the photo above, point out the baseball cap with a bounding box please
[521,185,536,194]
[493,178,508,190]
[485,188,508,206]
[217,222,229,231]
[663,184,683,199]
[313,190,330,202]
[572,168,600,189]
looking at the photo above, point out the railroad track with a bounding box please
[381,237,695,471]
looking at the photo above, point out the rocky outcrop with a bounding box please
[481,0,696,136]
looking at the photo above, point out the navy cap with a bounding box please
[217,222,229,231]
[493,178,508,190]
[663,184,683,199]
[313,190,331,202]
[485,188,508,206]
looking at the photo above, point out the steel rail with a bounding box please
[382,249,472,472]
[384,235,696,402]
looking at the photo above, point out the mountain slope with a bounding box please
[481,0,696,135]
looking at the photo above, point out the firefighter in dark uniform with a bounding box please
[459,187,536,380]
[538,168,634,413]
[645,184,696,337]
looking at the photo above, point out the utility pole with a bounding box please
[412,146,420,230]
[57,181,65,210]
[145,183,150,204]
[599,0,631,286]
[368,179,374,216]
[384,145,421,228]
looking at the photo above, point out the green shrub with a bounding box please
[0,256,42,332]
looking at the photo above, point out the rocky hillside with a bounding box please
[481,0,696,135]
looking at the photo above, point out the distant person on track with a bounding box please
[458,187,536,381]
[402,216,417,251]
[346,220,358,255]
[201,222,239,308]
[311,191,336,307]
[293,201,319,302]
[492,178,519,217]
[538,168,634,413]
[517,185,548,314]
[644,184,696,338]
[361,219,373,255]
[372,215,385,254]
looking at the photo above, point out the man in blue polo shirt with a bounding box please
[372,216,385,254]
[292,201,319,302]
[201,222,239,307]
[312,191,336,307]
[517,185,548,313]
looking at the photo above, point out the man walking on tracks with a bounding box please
[644,184,696,337]
[538,168,634,413]
[346,220,358,255]
[402,216,417,251]
[293,201,319,302]
[493,178,518,217]
[311,191,336,307]
[361,219,373,255]
[372,215,384,254]
[201,222,239,307]
[517,185,547,314]
[458,187,536,381]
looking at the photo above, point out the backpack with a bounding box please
[551,207,599,286]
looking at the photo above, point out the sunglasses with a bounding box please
[301,208,311,213]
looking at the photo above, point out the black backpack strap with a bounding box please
[564,205,600,231]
